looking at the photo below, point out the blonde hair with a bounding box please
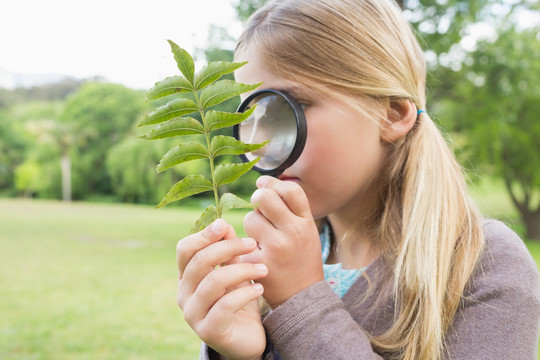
[237,0,485,359]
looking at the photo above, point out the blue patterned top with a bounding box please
[320,223,366,298]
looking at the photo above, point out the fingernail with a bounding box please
[250,189,263,204]
[256,176,270,188]
[211,219,224,234]
[253,283,264,293]
[242,238,256,248]
[255,264,268,274]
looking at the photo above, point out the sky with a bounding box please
[0,0,243,90]
[1,1,538,91]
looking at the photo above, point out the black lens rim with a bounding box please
[233,89,307,176]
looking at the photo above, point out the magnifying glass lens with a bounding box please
[239,93,298,171]
[235,89,307,176]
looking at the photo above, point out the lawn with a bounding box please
[0,198,247,360]
[1,191,539,359]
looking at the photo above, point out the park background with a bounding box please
[1,0,539,359]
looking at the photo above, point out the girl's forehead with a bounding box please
[235,47,278,82]
[237,49,331,99]
[235,47,305,98]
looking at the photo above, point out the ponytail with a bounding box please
[373,113,484,359]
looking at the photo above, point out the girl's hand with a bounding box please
[176,219,268,360]
[243,176,324,308]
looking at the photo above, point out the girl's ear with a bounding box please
[380,100,417,143]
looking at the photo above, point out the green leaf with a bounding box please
[139,117,204,140]
[194,61,247,91]
[214,158,260,188]
[156,142,209,173]
[199,80,261,109]
[189,205,218,234]
[205,106,256,132]
[147,76,193,101]
[210,135,268,157]
[219,193,254,214]
[157,175,213,208]
[138,98,199,126]
[168,40,195,84]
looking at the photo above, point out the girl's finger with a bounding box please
[243,210,275,244]
[202,282,264,330]
[177,237,259,307]
[257,176,312,219]
[182,263,267,325]
[177,219,235,278]
[250,188,289,228]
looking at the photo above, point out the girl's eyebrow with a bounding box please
[279,86,311,101]
[284,88,326,106]
[279,86,304,95]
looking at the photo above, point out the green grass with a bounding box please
[0,198,247,360]
[1,192,538,359]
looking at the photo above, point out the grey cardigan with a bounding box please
[201,220,540,359]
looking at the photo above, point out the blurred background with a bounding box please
[1,0,539,359]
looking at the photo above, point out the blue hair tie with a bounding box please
[417,109,426,115]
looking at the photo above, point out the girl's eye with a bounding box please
[298,100,312,111]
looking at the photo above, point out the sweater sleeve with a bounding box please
[443,220,540,360]
[262,280,383,359]
[199,343,212,360]
[199,338,277,360]
[200,220,539,360]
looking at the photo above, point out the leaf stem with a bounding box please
[194,91,221,218]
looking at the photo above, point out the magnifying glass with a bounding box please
[233,89,307,176]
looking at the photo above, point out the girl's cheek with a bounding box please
[295,138,318,169]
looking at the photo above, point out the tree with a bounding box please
[105,137,205,204]
[23,117,72,201]
[398,1,540,240]
[0,100,64,198]
[0,78,83,107]
[443,26,540,240]
[59,82,145,199]
[232,0,268,22]
[0,108,28,194]
[0,81,85,199]
[14,160,47,198]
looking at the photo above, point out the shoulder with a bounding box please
[461,218,540,316]
[443,219,540,359]
[476,219,539,290]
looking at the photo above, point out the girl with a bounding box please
[176,0,540,359]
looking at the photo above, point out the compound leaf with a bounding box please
[138,98,199,126]
[156,142,209,173]
[210,135,268,157]
[189,205,218,234]
[142,41,263,228]
[168,40,195,85]
[194,61,247,91]
[199,80,261,109]
[157,175,213,208]
[147,75,193,101]
[214,158,260,188]
[140,117,204,140]
[205,106,256,132]
[219,192,254,214]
